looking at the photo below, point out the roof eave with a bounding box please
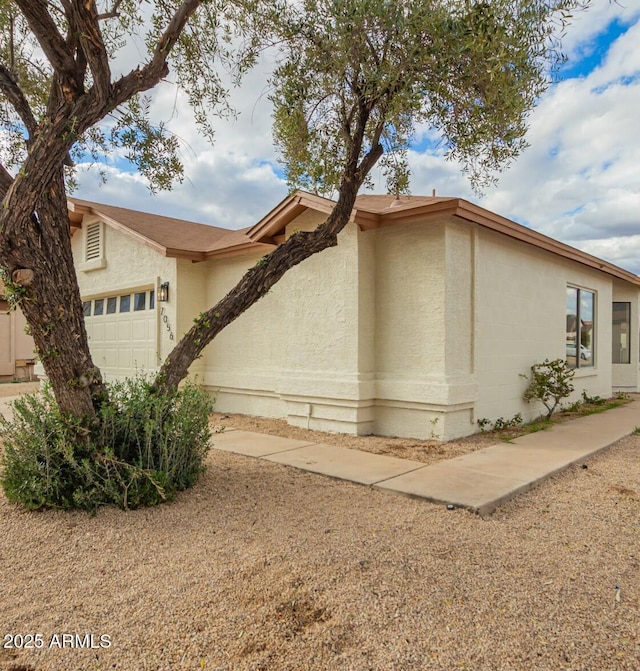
[247,191,343,242]
[453,200,640,286]
[205,241,276,260]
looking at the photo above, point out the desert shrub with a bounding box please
[0,377,213,512]
[522,358,575,419]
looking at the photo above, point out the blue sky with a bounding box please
[75,2,640,273]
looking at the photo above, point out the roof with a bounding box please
[68,198,273,261]
[248,192,640,285]
[68,192,640,285]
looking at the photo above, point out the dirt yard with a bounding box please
[1,386,639,670]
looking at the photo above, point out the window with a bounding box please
[93,298,104,316]
[566,286,595,368]
[133,292,146,311]
[106,297,117,314]
[119,294,130,313]
[149,290,155,310]
[83,301,91,316]
[612,302,631,364]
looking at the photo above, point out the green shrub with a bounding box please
[522,358,575,419]
[0,377,214,512]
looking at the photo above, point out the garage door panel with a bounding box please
[117,321,132,341]
[104,347,119,369]
[131,318,149,341]
[92,322,105,340]
[83,291,157,380]
[104,321,118,342]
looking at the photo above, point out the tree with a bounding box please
[0,0,586,422]
[156,0,588,392]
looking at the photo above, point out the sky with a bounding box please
[74,1,640,273]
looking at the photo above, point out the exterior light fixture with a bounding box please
[158,281,169,302]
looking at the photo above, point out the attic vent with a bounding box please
[85,222,102,261]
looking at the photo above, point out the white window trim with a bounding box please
[566,284,596,370]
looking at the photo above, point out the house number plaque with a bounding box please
[160,306,175,340]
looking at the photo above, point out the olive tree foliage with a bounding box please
[158,0,589,392]
[0,0,588,417]
[0,0,259,418]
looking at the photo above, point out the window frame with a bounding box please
[612,301,631,365]
[566,285,596,370]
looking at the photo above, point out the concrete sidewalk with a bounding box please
[2,392,638,514]
[212,399,640,515]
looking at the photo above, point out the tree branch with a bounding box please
[13,0,81,101]
[0,64,37,137]
[97,0,125,21]
[65,0,111,99]
[110,0,202,110]
[0,163,14,200]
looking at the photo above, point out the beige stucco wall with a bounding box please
[201,212,375,433]
[0,302,35,380]
[62,205,640,441]
[371,218,480,440]
[372,219,448,438]
[201,247,285,418]
[474,227,614,426]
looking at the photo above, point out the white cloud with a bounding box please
[454,6,640,273]
[74,3,640,275]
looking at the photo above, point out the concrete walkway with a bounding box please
[2,392,638,515]
[212,399,640,515]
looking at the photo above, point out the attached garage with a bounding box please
[82,288,158,380]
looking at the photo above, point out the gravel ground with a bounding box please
[1,410,639,670]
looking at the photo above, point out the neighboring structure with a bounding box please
[66,192,640,440]
[0,281,36,381]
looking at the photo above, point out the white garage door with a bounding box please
[83,289,157,380]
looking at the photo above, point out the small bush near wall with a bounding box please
[0,377,213,512]
[522,358,575,419]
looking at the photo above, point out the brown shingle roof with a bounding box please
[69,192,640,285]
[68,198,268,260]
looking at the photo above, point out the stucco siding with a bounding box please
[202,213,367,432]
[175,259,209,378]
[372,220,451,438]
[72,217,176,300]
[474,227,613,425]
[374,221,446,383]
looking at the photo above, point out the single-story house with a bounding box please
[64,191,640,440]
[0,281,36,381]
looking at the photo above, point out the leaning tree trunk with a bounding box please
[156,161,378,395]
[0,170,105,419]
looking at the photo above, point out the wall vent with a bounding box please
[85,221,102,261]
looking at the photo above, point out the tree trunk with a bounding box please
[156,176,363,395]
[0,171,105,419]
